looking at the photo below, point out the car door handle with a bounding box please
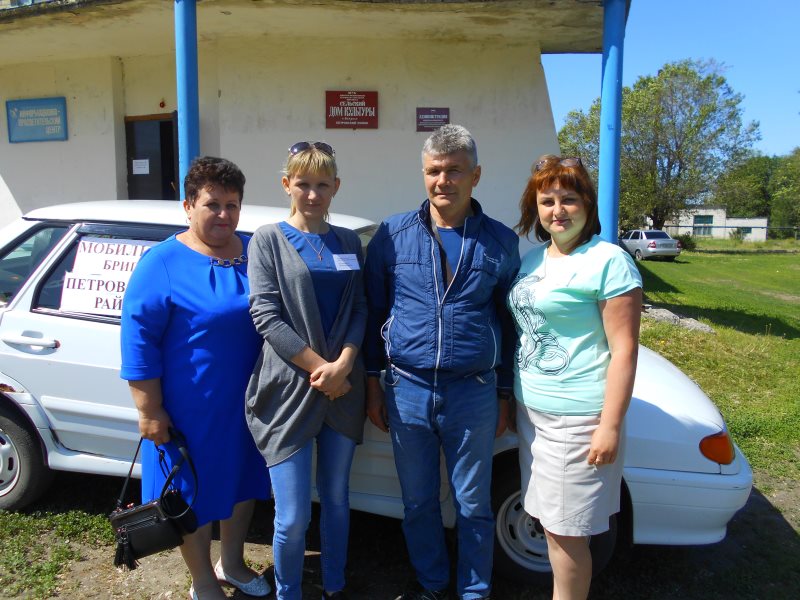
[1,335,60,348]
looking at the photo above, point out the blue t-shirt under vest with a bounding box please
[280,221,348,337]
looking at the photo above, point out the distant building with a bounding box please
[665,207,768,242]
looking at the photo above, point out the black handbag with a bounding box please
[109,427,199,569]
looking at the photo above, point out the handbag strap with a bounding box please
[113,427,199,518]
[159,427,199,519]
[114,437,144,511]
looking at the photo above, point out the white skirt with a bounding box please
[516,403,625,537]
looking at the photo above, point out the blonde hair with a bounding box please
[283,147,338,217]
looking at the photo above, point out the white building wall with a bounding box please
[666,207,768,241]
[214,36,556,230]
[122,54,176,116]
[726,217,768,241]
[1,36,557,233]
[110,57,127,201]
[0,57,125,225]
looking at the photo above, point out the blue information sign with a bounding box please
[6,97,68,143]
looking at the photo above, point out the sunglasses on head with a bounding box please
[288,141,335,157]
[534,157,582,172]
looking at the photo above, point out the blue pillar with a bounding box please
[597,0,627,243]
[175,0,200,196]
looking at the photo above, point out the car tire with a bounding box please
[491,454,617,584]
[634,249,643,261]
[0,403,54,510]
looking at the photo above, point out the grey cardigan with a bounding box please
[245,222,367,466]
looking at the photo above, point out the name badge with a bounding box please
[333,254,360,271]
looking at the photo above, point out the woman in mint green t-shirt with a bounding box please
[508,156,642,600]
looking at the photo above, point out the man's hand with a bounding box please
[495,392,515,437]
[366,376,389,432]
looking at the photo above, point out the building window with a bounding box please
[693,215,713,236]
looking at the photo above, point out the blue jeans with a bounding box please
[268,424,357,600]
[384,367,498,600]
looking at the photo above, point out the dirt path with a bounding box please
[49,475,799,600]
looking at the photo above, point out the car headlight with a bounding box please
[699,431,735,465]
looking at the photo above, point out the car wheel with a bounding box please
[634,249,643,261]
[492,455,617,584]
[0,404,54,510]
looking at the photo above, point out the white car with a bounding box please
[0,201,752,582]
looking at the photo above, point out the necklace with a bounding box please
[209,255,247,267]
[299,229,327,261]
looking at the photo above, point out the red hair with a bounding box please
[515,155,601,243]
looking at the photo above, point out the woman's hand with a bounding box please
[128,379,172,446]
[587,422,620,466]
[310,360,351,395]
[325,378,352,401]
[138,406,173,446]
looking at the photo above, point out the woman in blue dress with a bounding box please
[121,157,271,600]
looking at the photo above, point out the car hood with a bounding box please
[626,346,729,474]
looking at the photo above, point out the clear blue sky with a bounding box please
[542,0,800,157]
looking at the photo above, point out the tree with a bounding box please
[558,59,760,230]
[713,153,777,217]
[768,147,800,237]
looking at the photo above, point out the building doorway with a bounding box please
[125,113,178,200]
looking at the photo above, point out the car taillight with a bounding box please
[699,431,735,465]
[647,241,656,248]
[677,240,683,249]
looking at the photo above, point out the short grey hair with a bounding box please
[422,124,478,169]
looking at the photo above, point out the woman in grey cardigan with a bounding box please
[246,142,366,600]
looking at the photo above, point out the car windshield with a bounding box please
[0,225,70,307]
[355,224,378,249]
[644,230,670,239]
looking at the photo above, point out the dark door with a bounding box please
[125,113,178,200]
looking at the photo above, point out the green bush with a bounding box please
[729,228,745,242]
[675,232,697,251]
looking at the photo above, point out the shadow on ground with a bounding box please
[5,472,799,599]
[636,263,800,338]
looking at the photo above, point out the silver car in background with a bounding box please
[619,229,681,261]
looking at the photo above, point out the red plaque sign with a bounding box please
[326,91,378,129]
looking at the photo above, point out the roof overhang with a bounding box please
[0,0,615,67]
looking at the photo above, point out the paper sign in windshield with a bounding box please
[60,237,157,316]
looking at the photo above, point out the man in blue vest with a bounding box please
[364,124,520,600]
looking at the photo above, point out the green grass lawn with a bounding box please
[637,250,800,483]
[692,236,799,253]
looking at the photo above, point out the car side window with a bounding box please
[631,231,640,240]
[0,225,70,308]
[32,225,176,320]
